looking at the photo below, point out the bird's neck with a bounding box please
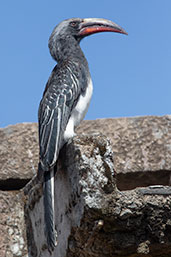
[50,36,87,66]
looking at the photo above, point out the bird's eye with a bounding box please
[70,22,77,27]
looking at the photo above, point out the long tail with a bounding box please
[43,168,57,251]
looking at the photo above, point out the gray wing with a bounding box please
[38,90,68,170]
[38,61,88,171]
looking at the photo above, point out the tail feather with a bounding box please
[44,168,57,251]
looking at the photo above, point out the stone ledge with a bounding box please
[1,116,171,256]
[77,115,171,190]
[24,134,171,257]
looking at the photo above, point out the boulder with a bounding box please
[1,116,171,256]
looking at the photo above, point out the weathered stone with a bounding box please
[1,116,171,256]
[0,123,38,189]
[24,133,116,257]
[77,115,171,190]
[1,116,171,191]
[24,134,171,257]
[0,190,27,257]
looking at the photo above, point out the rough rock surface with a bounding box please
[0,123,38,190]
[1,115,171,191]
[24,134,171,257]
[77,115,171,190]
[24,134,116,257]
[0,190,27,257]
[1,116,171,257]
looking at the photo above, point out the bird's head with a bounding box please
[49,17,127,61]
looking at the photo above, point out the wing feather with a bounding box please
[38,61,84,172]
[39,92,69,170]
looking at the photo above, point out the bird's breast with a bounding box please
[63,78,93,141]
[73,77,93,127]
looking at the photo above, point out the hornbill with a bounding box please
[38,17,127,251]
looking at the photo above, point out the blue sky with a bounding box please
[0,0,171,127]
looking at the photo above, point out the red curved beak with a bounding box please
[79,18,128,37]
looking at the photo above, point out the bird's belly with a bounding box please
[63,78,93,141]
[73,78,93,127]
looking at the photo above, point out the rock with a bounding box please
[0,123,38,190]
[0,122,38,256]
[24,133,116,257]
[1,116,171,257]
[77,115,171,190]
[24,134,171,257]
[0,190,27,257]
[1,115,171,191]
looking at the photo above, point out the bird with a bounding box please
[38,17,127,252]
